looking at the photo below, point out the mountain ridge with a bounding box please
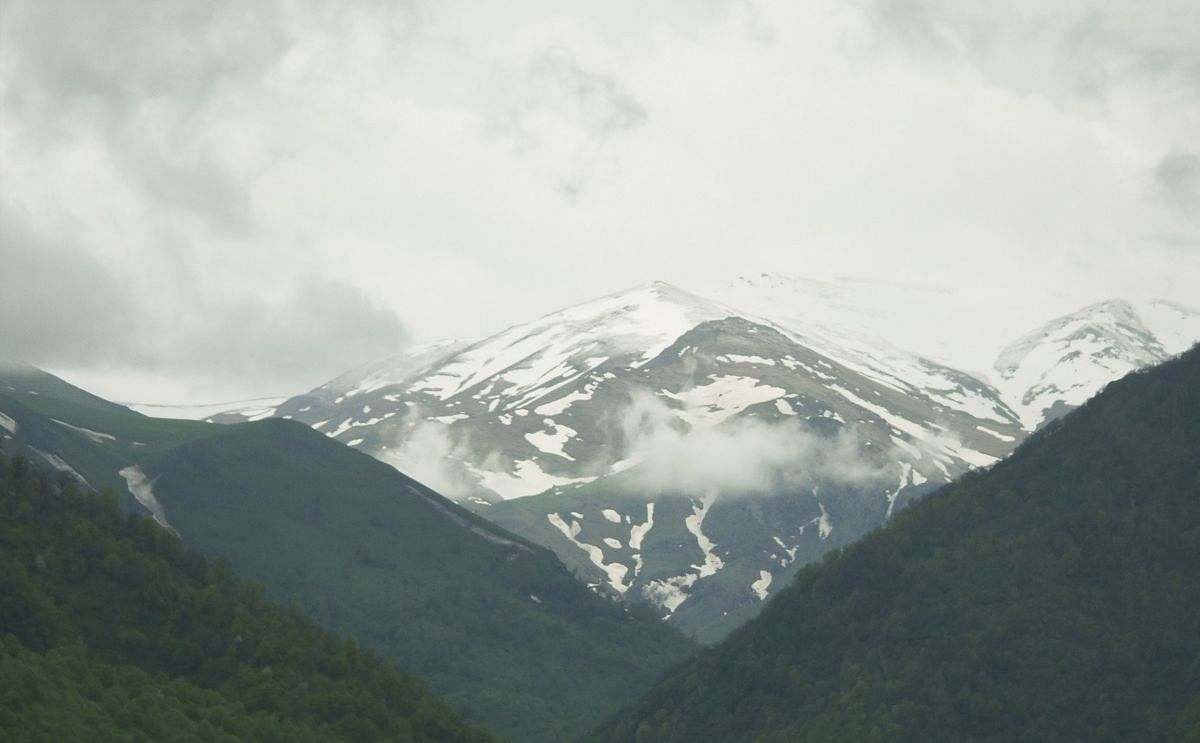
[590,343,1200,741]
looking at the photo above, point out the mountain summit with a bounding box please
[995,298,1200,427]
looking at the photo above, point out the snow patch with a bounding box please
[641,574,698,614]
[52,419,115,444]
[470,460,594,500]
[36,451,87,484]
[664,375,787,425]
[628,503,655,550]
[547,513,630,593]
[976,425,1016,442]
[751,570,772,600]
[119,466,173,531]
[429,413,469,424]
[533,388,595,417]
[524,419,578,461]
[720,354,776,365]
[685,492,724,577]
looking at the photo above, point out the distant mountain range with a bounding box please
[209,276,1200,640]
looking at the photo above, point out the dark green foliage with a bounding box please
[143,420,695,742]
[0,455,496,742]
[593,345,1200,742]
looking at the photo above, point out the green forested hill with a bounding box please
[593,345,1200,743]
[0,453,495,742]
[0,366,695,742]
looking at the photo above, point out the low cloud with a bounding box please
[496,45,648,198]
[1154,150,1200,220]
[0,204,406,396]
[378,407,475,499]
[615,392,889,498]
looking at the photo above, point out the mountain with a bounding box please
[248,283,1027,641]
[700,274,1200,428]
[234,282,740,503]
[590,344,1200,742]
[217,280,1197,642]
[699,272,1023,374]
[0,365,696,742]
[993,298,1200,427]
[0,452,496,743]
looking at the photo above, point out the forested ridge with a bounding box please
[0,453,497,742]
[593,345,1200,742]
[0,362,699,742]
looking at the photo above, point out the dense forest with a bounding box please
[593,345,1200,742]
[0,453,496,742]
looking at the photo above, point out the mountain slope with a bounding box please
[250,283,1027,641]
[994,298,1200,427]
[228,281,1195,644]
[0,366,696,742]
[0,453,495,742]
[485,315,1021,640]
[591,344,1200,742]
[702,274,1200,430]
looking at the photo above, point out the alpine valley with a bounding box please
[216,275,1200,641]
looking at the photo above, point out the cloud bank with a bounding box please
[2,0,1197,403]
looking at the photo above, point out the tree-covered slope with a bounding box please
[0,367,696,742]
[144,419,695,741]
[0,454,495,742]
[593,345,1200,743]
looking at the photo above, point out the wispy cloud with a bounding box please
[615,392,889,498]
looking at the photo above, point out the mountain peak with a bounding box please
[993,297,1198,428]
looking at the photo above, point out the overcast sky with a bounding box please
[2,0,1198,404]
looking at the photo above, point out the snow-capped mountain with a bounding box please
[227,278,1196,639]
[702,273,1200,429]
[700,272,1035,374]
[245,281,1030,638]
[994,299,1200,428]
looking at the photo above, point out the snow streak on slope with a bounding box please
[119,466,173,531]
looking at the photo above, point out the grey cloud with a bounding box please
[615,392,889,499]
[861,1,1200,100]
[524,47,648,139]
[179,280,409,385]
[0,204,149,366]
[1,0,292,233]
[1154,150,1200,220]
[497,46,648,198]
[1,1,290,117]
[0,204,407,390]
